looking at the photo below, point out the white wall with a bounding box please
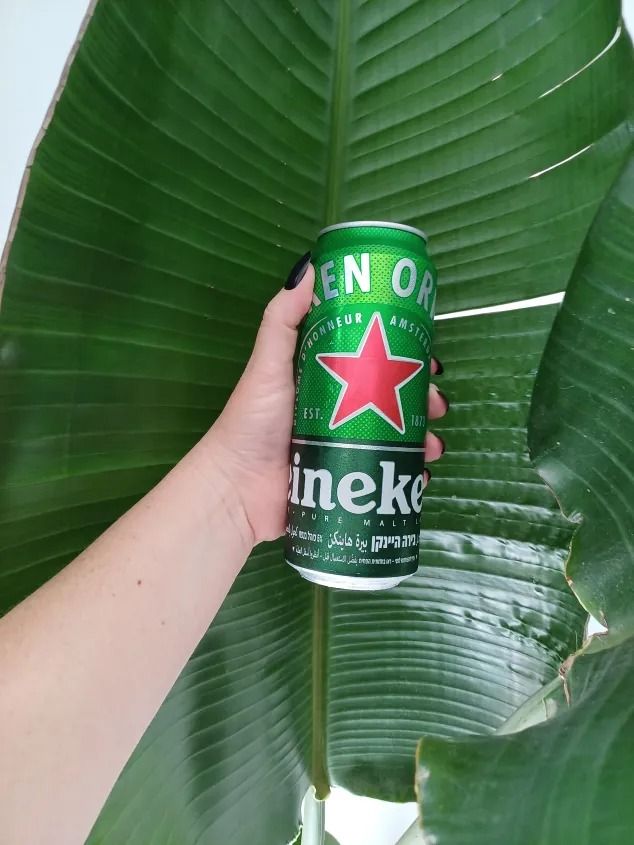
[0,0,91,250]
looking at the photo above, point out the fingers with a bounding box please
[424,431,446,463]
[264,260,315,332]
[251,262,315,370]
[426,361,449,475]
[428,383,449,420]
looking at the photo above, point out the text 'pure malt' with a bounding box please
[285,221,438,591]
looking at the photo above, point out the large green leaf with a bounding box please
[418,633,634,845]
[326,304,584,802]
[0,1,631,843]
[416,155,634,843]
[530,155,634,636]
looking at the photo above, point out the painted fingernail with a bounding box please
[437,435,446,455]
[438,390,450,412]
[432,357,444,375]
[284,251,311,290]
[424,468,432,485]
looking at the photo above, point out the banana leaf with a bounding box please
[0,1,631,843]
[417,154,634,845]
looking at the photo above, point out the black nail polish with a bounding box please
[285,251,311,290]
[438,391,450,412]
[437,435,446,455]
[424,468,432,484]
[432,357,444,375]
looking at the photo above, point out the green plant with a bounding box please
[417,154,634,845]
[0,2,632,843]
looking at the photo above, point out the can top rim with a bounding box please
[318,220,428,242]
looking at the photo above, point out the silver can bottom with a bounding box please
[287,561,412,591]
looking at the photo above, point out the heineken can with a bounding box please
[285,221,437,590]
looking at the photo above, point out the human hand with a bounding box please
[206,257,449,547]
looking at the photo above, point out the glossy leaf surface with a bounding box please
[418,633,634,845]
[326,305,584,801]
[530,155,634,636]
[417,156,634,844]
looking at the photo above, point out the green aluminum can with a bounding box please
[285,221,437,590]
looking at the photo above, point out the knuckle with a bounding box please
[262,294,284,326]
[260,301,279,330]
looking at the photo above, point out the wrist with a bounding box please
[184,432,256,560]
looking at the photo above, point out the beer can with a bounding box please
[285,221,437,590]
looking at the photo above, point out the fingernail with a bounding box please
[284,251,311,290]
[438,390,450,412]
[424,468,432,485]
[432,357,444,375]
[437,435,446,455]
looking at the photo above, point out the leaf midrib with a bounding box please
[311,0,352,799]
[324,0,352,224]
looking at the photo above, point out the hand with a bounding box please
[207,261,449,546]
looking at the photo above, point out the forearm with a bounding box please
[0,430,252,845]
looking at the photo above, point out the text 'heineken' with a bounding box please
[285,221,437,590]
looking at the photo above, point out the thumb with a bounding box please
[250,260,315,370]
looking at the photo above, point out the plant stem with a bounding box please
[302,786,326,845]
[311,585,330,798]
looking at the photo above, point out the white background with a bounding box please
[1,3,632,844]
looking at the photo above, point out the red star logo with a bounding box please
[316,313,424,434]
